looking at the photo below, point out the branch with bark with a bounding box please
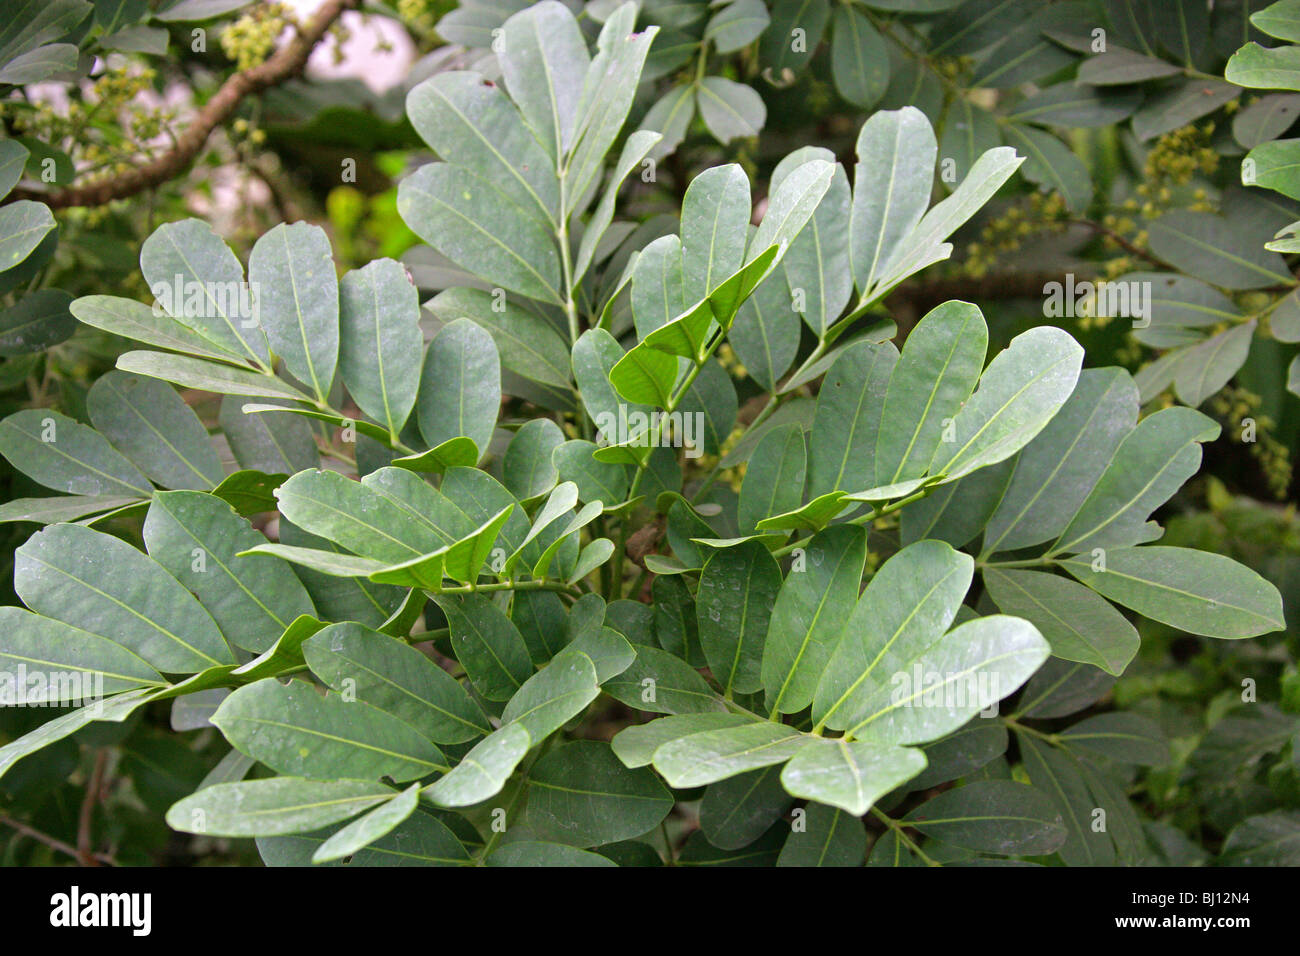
[7,0,357,210]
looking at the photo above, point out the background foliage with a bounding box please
[0,0,1297,867]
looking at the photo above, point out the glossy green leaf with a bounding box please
[15,523,233,672]
[303,623,490,744]
[0,409,151,497]
[1061,546,1285,638]
[166,777,394,837]
[86,371,222,490]
[780,738,927,816]
[526,740,672,846]
[761,524,868,714]
[143,491,315,653]
[213,677,446,781]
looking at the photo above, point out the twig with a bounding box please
[7,0,358,209]
[76,748,109,867]
[0,812,113,865]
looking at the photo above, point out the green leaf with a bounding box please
[984,568,1138,676]
[0,409,151,497]
[143,491,315,653]
[808,339,898,497]
[338,258,422,438]
[1052,406,1220,554]
[876,301,987,485]
[813,540,973,733]
[275,468,445,564]
[1220,811,1300,865]
[982,368,1138,555]
[427,286,571,390]
[418,317,500,459]
[612,713,756,768]
[503,418,564,501]
[1006,82,1142,127]
[930,326,1084,481]
[1253,0,1300,41]
[248,222,338,399]
[525,740,672,846]
[312,784,421,864]
[681,163,751,304]
[405,71,557,225]
[1058,712,1170,765]
[705,0,769,53]
[499,646,601,739]
[731,269,800,391]
[852,106,937,296]
[1017,734,1115,865]
[554,439,630,504]
[139,218,268,363]
[280,522,403,627]
[566,3,658,205]
[0,607,163,700]
[213,677,445,781]
[0,139,30,200]
[438,593,534,701]
[0,689,153,783]
[1061,546,1285,638]
[1003,124,1092,212]
[0,200,55,273]
[773,151,852,337]
[0,494,142,525]
[487,841,617,867]
[700,765,792,850]
[116,350,308,402]
[69,295,244,363]
[574,129,662,284]
[760,0,830,78]
[391,437,480,476]
[652,722,811,788]
[697,540,782,696]
[761,524,868,714]
[609,340,678,407]
[220,397,318,475]
[603,644,728,714]
[1171,321,1255,407]
[1226,41,1300,90]
[738,423,806,536]
[845,615,1048,745]
[0,288,74,356]
[397,163,563,303]
[754,490,848,532]
[831,5,889,108]
[904,780,1066,855]
[777,802,867,867]
[15,523,234,673]
[423,722,531,808]
[1131,79,1241,141]
[780,738,927,816]
[499,0,589,162]
[875,147,1024,293]
[166,778,395,837]
[1146,210,1290,290]
[86,371,222,490]
[303,622,490,744]
[696,75,766,143]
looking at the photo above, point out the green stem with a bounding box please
[869,806,939,867]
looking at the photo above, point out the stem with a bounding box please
[869,806,939,867]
